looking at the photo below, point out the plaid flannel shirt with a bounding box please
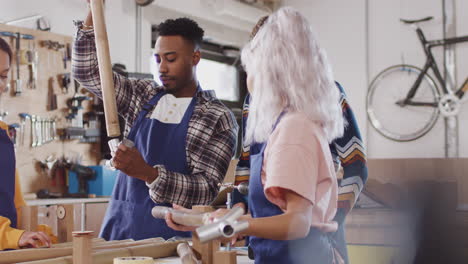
[72,22,238,208]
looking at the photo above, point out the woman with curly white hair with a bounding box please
[166,7,345,264]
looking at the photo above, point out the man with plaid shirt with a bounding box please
[72,12,238,240]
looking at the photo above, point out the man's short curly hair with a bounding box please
[156,18,204,49]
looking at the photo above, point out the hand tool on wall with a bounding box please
[36,116,43,147]
[37,155,58,179]
[0,111,7,121]
[8,123,20,147]
[90,0,127,151]
[18,113,31,146]
[30,115,36,147]
[0,32,34,96]
[14,32,22,96]
[40,40,64,51]
[63,43,71,69]
[47,77,57,111]
[51,118,57,141]
[66,95,91,128]
[58,73,71,94]
[20,41,38,89]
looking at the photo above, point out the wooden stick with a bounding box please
[19,206,38,231]
[89,0,120,137]
[16,240,183,264]
[72,231,94,264]
[57,205,74,243]
[213,250,237,264]
[191,206,217,264]
[177,242,200,264]
[0,238,165,263]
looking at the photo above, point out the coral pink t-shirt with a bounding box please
[262,112,338,232]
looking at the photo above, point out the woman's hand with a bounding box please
[18,231,51,248]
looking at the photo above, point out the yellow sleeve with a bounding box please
[15,170,26,211]
[0,217,24,250]
[0,121,7,131]
[15,169,26,229]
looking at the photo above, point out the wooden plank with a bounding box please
[19,205,38,231]
[192,206,216,264]
[0,238,176,264]
[72,231,94,264]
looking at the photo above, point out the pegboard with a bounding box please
[0,23,100,194]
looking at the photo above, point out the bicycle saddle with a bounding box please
[400,16,433,24]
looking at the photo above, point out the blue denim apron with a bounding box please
[248,115,336,264]
[100,90,195,240]
[0,127,17,229]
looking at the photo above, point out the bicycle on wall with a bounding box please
[367,16,468,142]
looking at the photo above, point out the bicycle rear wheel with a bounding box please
[367,64,440,141]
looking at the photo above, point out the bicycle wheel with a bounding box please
[367,64,440,141]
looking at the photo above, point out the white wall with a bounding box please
[283,0,468,158]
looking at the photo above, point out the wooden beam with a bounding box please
[191,206,218,264]
[72,231,94,264]
[57,205,74,243]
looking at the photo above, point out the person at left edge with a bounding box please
[72,5,238,241]
[0,37,52,250]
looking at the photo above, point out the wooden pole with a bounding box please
[191,206,218,264]
[12,240,182,264]
[57,205,74,243]
[72,231,94,264]
[89,0,120,137]
[177,242,199,264]
[19,205,38,231]
[0,238,167,263]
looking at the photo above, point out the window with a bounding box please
[197,58,239,102]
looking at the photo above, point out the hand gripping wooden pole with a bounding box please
[90,0,120,138]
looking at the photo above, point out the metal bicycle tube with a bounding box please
[426,45,451,94]
[404,61,433,103]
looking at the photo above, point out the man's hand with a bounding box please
[18,231,51,248]
[112,143,158,183]
[164,204,198,232]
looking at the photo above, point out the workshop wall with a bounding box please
[0,23,99,194]
[0,0,138,72]
[283,0,468,158]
